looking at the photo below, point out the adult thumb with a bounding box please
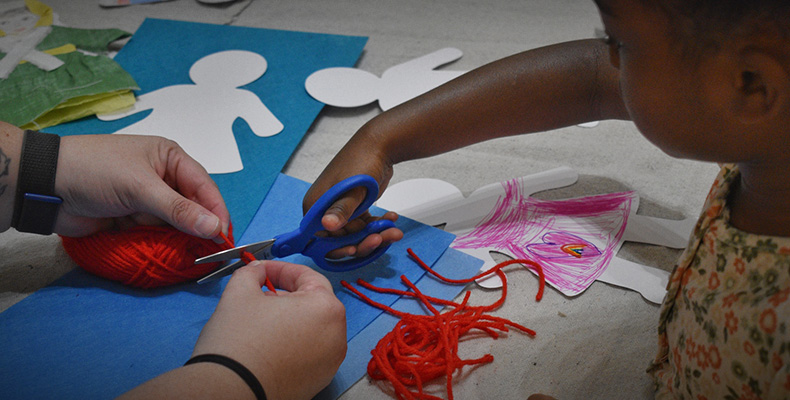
[144,180,221,239]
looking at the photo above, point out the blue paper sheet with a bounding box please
[46,18,368,236]
[0,174,484,399]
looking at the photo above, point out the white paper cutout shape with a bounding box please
[305,47,467,111]
[376,167,695,304]
[99,50,283,174]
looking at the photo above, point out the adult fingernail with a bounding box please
[195,213,220,238]
[209,222,230,244]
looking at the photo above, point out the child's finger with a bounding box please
[320,186,368,232]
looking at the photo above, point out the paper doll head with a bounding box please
[189,50,267,88]
[305,67,381,108]
[0,4,38,36]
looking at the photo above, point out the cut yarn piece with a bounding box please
[216,230,276,292]
[341,248,545,400]
[61,224,275,290]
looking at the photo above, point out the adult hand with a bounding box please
[193,260,347,400]
[54,133,229,239]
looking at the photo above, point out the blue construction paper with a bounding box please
[46,18,367,236]
[0,272,220,399]
[0,174,471,399]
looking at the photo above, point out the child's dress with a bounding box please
[649,165,790,399]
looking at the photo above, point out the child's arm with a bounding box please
[304,39,627,253]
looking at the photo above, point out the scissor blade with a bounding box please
[194,239,275,264]
[197,259,245,284]
[196,240,277,284]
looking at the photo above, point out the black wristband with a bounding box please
[185,354,267,400]
[11,130,62,235]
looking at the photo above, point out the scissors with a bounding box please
[196,174,396,284]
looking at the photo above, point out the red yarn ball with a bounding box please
[61,225,230,289]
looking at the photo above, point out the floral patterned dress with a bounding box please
[649,165,790,400]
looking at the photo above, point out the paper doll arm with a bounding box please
[96,92,154,121]
[392,47,464,72]
[237,91,284,137]
[624,214,696,249]
[305,39,627,230]
[597,257,670,304]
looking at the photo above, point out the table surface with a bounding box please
[0,0,721,398]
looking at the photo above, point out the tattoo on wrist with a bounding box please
[0,147,9,197]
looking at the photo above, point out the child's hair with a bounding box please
[653,0,790,58]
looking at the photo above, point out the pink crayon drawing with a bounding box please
[526,232,603,260]
[452,179,633,296]
[376,167,693,303]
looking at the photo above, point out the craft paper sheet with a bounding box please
[46,18,368,236]
[0,174,483,399]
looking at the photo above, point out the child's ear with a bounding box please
[732,46,787,124]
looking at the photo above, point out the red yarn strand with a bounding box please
[341,248,546,400]
[406,247,545,301]
[217,231,276,292]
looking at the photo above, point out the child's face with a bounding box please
[594,0,741,163]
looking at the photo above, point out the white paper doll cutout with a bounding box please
[376,167,695,304]
[99,50,283,174]
[305,47,467,111]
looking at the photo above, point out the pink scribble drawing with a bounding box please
[452,179,634,296]
[526,232,603,259]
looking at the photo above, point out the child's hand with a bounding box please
[54,134,230,239]
[322,209,402,259]
[192,260,347,400]
[303,169,403,259]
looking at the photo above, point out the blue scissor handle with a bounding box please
[303,219,395,272]
[271,175,395,271]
